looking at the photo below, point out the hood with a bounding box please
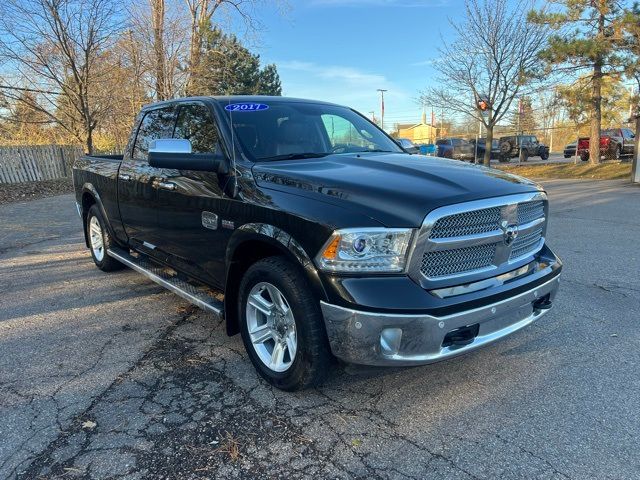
[252,153,542,227]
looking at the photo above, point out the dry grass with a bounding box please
[496,161,632,180]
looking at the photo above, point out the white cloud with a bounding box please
[274,60,410,115]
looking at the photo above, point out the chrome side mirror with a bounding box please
[149,138,192,154]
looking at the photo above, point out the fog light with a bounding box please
[380,328,403,355]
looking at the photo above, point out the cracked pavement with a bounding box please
[1,179,639,479]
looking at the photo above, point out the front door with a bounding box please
[155,102,231,287]
[118,106,176,251]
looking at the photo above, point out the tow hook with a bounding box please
[533,294,552,311]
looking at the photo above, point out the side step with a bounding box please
[107,247,224,316]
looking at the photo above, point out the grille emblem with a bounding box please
[501,222,519,246]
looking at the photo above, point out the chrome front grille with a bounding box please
[421,243,497,278]
[509,227,544,261]
[517,201,545,225]
[412,193,547,282]
[429,207,501,238]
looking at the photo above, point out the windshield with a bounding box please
[223,100,403,161]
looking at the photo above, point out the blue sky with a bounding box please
[253,0,460,127]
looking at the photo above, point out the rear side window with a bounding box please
[173,104,220,153]
[132,107,176,161]
[436,139,448,145]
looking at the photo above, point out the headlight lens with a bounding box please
[316,228,414,273]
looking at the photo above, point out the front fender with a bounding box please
[223,223,330,335]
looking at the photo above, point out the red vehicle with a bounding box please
[577,128,635,161]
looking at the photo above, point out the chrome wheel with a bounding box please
[245,282,297,373]
[88,215,104,262]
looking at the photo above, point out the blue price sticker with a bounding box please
[224,103,269,112]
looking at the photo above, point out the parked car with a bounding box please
[577,128,635,162]
[73,96,561,391]
[499,135,550,162]
[470,138,501,161]
[396,138,420,154]
[563,142,576,158]
[435,137,475,161]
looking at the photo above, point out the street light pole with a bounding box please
[377,89,387,131]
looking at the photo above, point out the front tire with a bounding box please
[239,257,331,391]
[86,204,124,272]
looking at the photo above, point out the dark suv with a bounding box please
[499,135,549,162]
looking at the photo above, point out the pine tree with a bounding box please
[529,1,634,164]
[189,26,282,97]
[258,64,282,96]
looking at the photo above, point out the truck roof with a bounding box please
[141,95,341,111]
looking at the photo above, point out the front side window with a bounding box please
[224,101,402,161]
[132,107,176,161]
[173,104,220,153]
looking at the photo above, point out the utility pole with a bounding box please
[369,111,376,124]
[377,89,387,131]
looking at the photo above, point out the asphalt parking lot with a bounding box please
[1,179,639,479]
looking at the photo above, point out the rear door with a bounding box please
[154,102,230,287]
[118,106,176,250]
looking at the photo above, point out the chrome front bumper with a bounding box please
[320,275,560,366]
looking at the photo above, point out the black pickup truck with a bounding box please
[74,96,561,390]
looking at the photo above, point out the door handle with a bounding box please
[120,174,131,181]
[154,181,177,191]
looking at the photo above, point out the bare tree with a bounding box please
[419,0,549,165]
[151,0,169,100]
[0,0,123,153]
[128,0,188,100]
[183,0,266,94]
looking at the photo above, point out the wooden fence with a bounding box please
[0,145,84,184]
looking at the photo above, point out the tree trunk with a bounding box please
[483,124,493,166]
[590,10,605,165]
[151,0,167,101]
[632,115,640,183]
[86,128,94,155]
[483,111,493,166]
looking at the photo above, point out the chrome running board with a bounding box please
[107,247,224,316]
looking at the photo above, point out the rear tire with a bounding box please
[540,150,549,160]
[239,257,331,391]
[86,204,125,272]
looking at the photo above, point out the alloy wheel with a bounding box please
[89,216,105,261]
[245,282,297,372]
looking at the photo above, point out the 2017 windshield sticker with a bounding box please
[224,103,269,112]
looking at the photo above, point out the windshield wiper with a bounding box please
[261,152,331,161]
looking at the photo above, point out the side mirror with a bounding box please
[148,139,228,174]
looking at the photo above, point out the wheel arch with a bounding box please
[223,223,329,336]
[80,184,108,248]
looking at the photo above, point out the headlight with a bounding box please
[315,228,415,273]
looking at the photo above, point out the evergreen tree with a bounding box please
[258,64,283,96]
[529,1,636,164]
[189,26,282,97]
[510,97,537,134]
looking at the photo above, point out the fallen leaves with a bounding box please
[81,420,96,430]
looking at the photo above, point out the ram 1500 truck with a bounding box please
[73,96,562,391]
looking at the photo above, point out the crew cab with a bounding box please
[577,128,635,161]
[74,96,562,391]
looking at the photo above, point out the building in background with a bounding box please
[395,112,439,144]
